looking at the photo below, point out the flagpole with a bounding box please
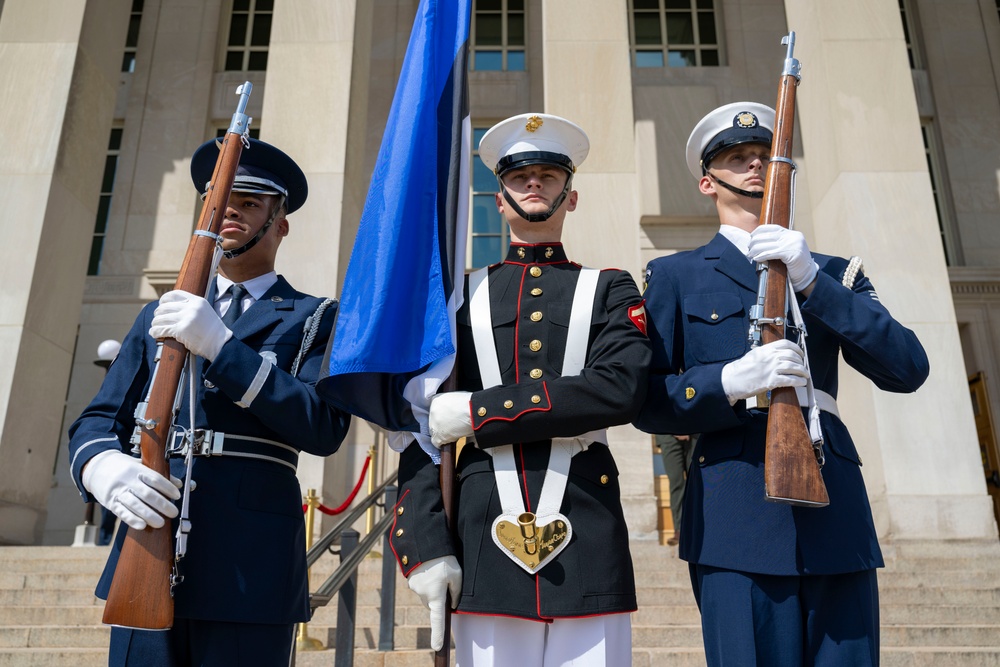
[435,373,457,667]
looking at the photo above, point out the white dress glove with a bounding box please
[81,450,182,531]
[748,225,820,292]
[407,555,462,651]
[149,290,234,361]
[720,339,809,405]
[428,391,474,447]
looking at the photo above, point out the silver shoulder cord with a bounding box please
[748,161,826,467]
[290,298,336,378]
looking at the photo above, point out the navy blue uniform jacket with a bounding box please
[634,234,929,576]
[67,277,351,624]
[390,244,652,621]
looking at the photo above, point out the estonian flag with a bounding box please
[318,0,471,460]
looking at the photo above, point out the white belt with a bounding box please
[746,386,840,420]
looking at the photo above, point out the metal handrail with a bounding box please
[305,471,398,568]
[309,508,395,609]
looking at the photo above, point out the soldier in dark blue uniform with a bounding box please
[389,113,651,666]
[634,102,930,666]
[67,138,351,666]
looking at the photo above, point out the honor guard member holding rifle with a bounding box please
[67,139,351,666]
[633,102,930,666]
[390,113,651,666]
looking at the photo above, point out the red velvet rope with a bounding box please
[302,455,371,515]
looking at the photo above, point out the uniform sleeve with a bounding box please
[204,300,351,457]
[633,258,745,436]
[802,267,929,393]
[67,304,156,501]
[389,442,455,576]
[470,270,652,447]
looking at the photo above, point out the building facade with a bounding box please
[0,0,996,546]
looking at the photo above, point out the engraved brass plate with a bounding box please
[492,511,571,574]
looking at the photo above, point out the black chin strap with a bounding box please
[222,195,286,259]
[496,172,574,223]
[706,171,764,200]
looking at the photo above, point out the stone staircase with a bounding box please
[2,538,1000,666]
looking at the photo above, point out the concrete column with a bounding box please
[0,0,129,544]
[541,1,656,537]
[784,0,997,539]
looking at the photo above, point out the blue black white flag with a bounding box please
[318,0,471,459]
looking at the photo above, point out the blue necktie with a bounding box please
[221,284,248,327]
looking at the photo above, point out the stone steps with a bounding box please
[2,539,1000,665]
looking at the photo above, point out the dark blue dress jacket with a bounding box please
[634,233,929,576]
[67,276,351,624]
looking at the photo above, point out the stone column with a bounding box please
[0,0,129,544]
[783,0,996,539]
[540,1,656,537]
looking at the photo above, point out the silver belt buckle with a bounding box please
[168,429,223,457]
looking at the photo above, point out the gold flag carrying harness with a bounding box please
[468,266,604,574]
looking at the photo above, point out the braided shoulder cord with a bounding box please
[291,298,336,378]
[842,256,864,289]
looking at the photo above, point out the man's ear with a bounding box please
[275,217,290,238]
[698,174,716,196]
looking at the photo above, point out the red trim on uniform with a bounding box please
[505,259,572,267]
[518,444,531,513]
[451,608,636,622]
[515,266,525,382]
[389,488,420,577]
[471,383,552,430]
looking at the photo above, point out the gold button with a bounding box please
[395,529,404,537]
[531,288,542,296]
[600,475,609,485]
[529,339,542,351]
[504,400,514,409]
[685,387,696,400]
[477,407,487,417]
[530,368,543,379]
[397,506,404,515]
[531,395,541,404]
[699,456,705,463]
[401,555,408,565]
[530,267,542,277]
[530,311,543,322]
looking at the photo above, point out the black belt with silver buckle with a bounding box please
[167,430,298,471]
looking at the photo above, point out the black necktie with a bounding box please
[221,284,248,327]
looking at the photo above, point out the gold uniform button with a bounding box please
[401,556,408,566]
[504,400,514,409]
[395,529,404,537]
[477,407,487,417]
[530,368,543,379]
[397,506,404,516]
[685,387,696,400]
[531,395,541,404]
[529,339,542,351]
[530,266,542,277]
[531,288,543,296]
[530,311,543,322]
[600,475,609,485]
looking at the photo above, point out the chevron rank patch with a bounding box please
[629,302,648,336]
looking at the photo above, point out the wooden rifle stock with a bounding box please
[758,34,829,508]
[102,83,254,629]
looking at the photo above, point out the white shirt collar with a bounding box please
[215,271,278,303]
[718,225,753,261]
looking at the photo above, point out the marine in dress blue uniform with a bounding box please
[67,139,351,666]
[389,114,651,666]
[634,103,930,667]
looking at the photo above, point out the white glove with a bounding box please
[428,391,474,447]
[81,450,181,531]
[748,225,820,292]
[407,555,462,651]
[720,339,809,405]
[149,290,233,361]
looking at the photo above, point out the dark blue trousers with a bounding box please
[109,618,295,667]
[691,564,879,667]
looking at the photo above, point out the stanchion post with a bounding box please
[296,488,324,652]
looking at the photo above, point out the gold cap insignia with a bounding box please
[525,115,544,132]
[736,112,758,129]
